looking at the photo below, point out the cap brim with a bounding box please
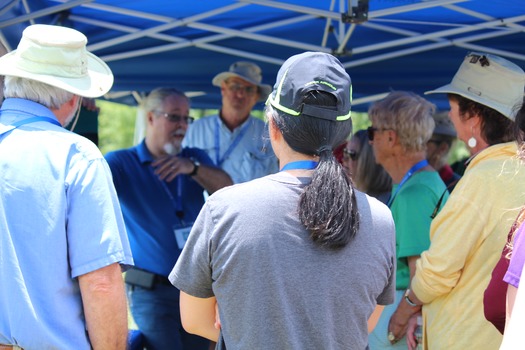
[212,71,271,102]
[0,50,113,98]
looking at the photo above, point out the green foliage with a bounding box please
[98,100,137,155]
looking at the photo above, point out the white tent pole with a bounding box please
[352,14,525,55]
[321,0,337,47]
[0,0,94,29]
[88,3,247,51]
[343,27,525,68]
[239,0,468,20]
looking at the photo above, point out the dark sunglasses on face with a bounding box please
[343,148,359,161]
[156,112,194,124]
[367,127,378,141]
[367,126,392,141]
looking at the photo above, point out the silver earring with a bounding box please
[468,137,477,148]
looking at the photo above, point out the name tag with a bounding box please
[174,225,193,250]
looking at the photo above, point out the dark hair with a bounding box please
[267,90,359,249]
[514,97,525,148]
[352,129,392,196]
[448,93,515,145]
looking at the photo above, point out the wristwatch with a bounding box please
[189,157,200,177]
[404,289,418,307]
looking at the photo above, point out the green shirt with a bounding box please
[390,170,447,289]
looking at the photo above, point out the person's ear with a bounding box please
[268,117,282,141]
[386,129,396,144]
[147,111,155,126]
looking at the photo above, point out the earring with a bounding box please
[468,126,477,148]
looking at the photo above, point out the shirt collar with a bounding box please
[0,98,57,123]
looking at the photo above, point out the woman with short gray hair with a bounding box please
[368,90,448,350]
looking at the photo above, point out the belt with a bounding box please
[153,274,172,286]
[0,345,23,350]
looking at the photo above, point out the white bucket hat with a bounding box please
[425,52,525,121]
[212,61,272,102]
[0,24,113,98]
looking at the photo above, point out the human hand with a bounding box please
[406,312,421,350]
[152,156,194,182]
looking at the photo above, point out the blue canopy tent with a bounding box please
[0,0,524,112]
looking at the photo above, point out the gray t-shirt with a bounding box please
[170,172,396,350]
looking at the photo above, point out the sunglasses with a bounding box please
[226,82,258,95]
[156,112,194,124]
[367,126,392,141]
[343,148,359,161]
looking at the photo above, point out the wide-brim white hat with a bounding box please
[425,52,525,121]
[212,61,272,102]
[0,24,113,98]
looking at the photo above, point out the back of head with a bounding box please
[368,91,435,152]
[4,76,73,110]
[266,51,357,250]
[431,111,457,146]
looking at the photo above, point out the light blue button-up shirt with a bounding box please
[0,98,133,349]
[183,114,278,184]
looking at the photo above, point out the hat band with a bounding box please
[16,41,88,78]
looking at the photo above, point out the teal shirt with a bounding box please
[390,170,447,290]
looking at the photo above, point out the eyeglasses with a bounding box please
[226,82,258,95]
[343,149,359,161]
[155,112,194,124]
[367,126,392,141]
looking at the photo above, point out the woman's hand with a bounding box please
[406,312,421,350]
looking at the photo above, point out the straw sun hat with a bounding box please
[0,24,113,98]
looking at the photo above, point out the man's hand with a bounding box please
[152,155,194,182]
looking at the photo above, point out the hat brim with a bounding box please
[0,50,113,98]
[212,71,272,102]
[425,83,515,120]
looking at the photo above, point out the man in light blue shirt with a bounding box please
[183,61,278,183]
[0,24,133,350]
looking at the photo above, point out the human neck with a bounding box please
[384,151,429,184]
[279,152,319,176]
[220,108,249,131]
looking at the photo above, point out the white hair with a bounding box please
[4,76,74,110]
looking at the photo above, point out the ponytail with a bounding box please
[299,147,359,249]
[267,90,359,250]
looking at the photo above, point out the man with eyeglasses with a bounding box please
[105,87,232,350]
[183,61,278,183]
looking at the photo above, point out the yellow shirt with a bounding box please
[412,142,525,349]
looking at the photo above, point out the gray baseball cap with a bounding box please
[266,51,352,121]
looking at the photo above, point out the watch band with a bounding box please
[404,289,418,307]
[189,158,200,177]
